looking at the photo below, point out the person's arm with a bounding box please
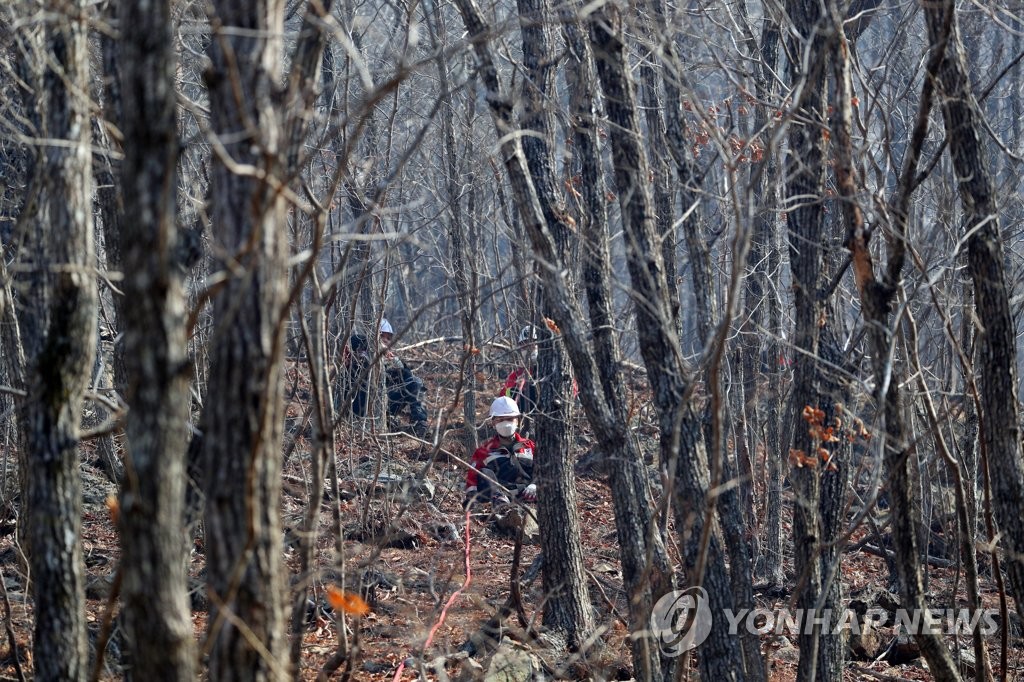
[501,368,522,397]
[464,445,487,508]
[465,443,487,491]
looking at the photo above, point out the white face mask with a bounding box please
[495,420,518,438]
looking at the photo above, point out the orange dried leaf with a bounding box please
[105,495,120,525]
[543,317,560,334]
[326,586,371,616]
[788,448,817,469]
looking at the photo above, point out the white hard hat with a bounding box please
[518,325,537,344]
[380,318,394,334]
[489,396,521,418]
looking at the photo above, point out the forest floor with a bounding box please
[0,339,1022,680]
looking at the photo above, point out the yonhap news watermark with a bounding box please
[650,588,1001,656]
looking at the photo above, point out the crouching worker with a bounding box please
[464,397,537,508]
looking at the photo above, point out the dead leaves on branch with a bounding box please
[789,404,871,472]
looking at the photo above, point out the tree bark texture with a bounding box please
[289,284,336,672]
[201,1,289,679]
[923,0,1024,632]
[561,7,686,677]
[782,1,830,678]
[740,12,785,590]
[435,32,478,453]
[117,0,198,677]
[644,0,714,342]
[20,5,95,679]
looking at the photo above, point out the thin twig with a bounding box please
[0,569,25,682]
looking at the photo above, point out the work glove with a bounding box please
[519,483,537,503]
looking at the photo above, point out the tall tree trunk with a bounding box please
[289,273,336,675]
[432,11,478,451]
[741,8,785,591]
[201,1,289,678]
[562,6,681,677]
[116,0,197,677]
[838,1,960,674]
[646,0,714,342]
[923,0,1024,631]
[782,1,830,679]
[0,25,35,548]
[19,4,95,678]
[589,6,746,679]
[514,0,594,647]
[95,14,126,486]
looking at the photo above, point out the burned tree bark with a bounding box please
[452,0,598,651]
[781,0,831,679]
[453,0,675,672]
[513,0,594,648]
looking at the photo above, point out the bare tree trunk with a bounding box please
[562,7,680,677]
[514,0,594,647]
[645,0,714,343]
[589,6,746,679]
[116,0,197,677]
[289,273,336,675]
[782,1,830,679]
[923,0,1024,632]
[431,12,478,449]
[95,17,126,486]
[740,9,785,591]
[18,4,95,678]
[454,0,673,673]
[201,1,288,678]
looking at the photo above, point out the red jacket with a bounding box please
[502,367,531,397]
[465,433,536,490]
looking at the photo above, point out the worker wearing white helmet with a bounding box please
[464,396,537,507]
[347,317,428,436]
